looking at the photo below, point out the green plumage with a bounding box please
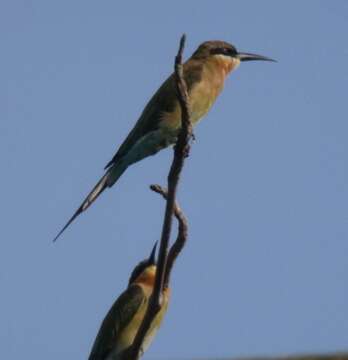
[88,284,146,360]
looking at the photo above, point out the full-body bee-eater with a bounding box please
[88,243,169,359]
[54,40,275,241]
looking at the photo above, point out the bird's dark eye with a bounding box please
[225,47,237,56]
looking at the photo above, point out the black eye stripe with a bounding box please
[211,47,237,56]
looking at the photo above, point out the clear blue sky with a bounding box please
[1,1,348,359]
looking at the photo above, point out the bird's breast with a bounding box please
[189,55,238,122]
[159,61,228,132]
[189,73,224,122]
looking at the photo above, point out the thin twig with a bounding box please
[127,33,192,360]
[150,184,188,288]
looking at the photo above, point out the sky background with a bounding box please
[1,1,348,359]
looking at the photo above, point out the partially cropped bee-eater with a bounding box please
[88,242,169,360]
[54,40,275,241]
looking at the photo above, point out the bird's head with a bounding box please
[192,40,275,73]
[128,242,157,286]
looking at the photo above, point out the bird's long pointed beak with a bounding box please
[148,241,158,265]
[237,52,276,62]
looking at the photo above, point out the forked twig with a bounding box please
[150,184,188,288]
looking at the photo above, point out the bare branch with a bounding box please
[127,33,192,360]
[150,184,188,288]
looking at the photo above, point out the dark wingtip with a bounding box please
[104,159,115,170]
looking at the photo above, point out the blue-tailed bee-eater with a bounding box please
[54,40,275,241]
[88,242,169,359]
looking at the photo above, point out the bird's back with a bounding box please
[88,284,170,360]
[88,284,145,360]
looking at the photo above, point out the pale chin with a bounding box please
[232,58,241,70]
[215,54,241,73]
